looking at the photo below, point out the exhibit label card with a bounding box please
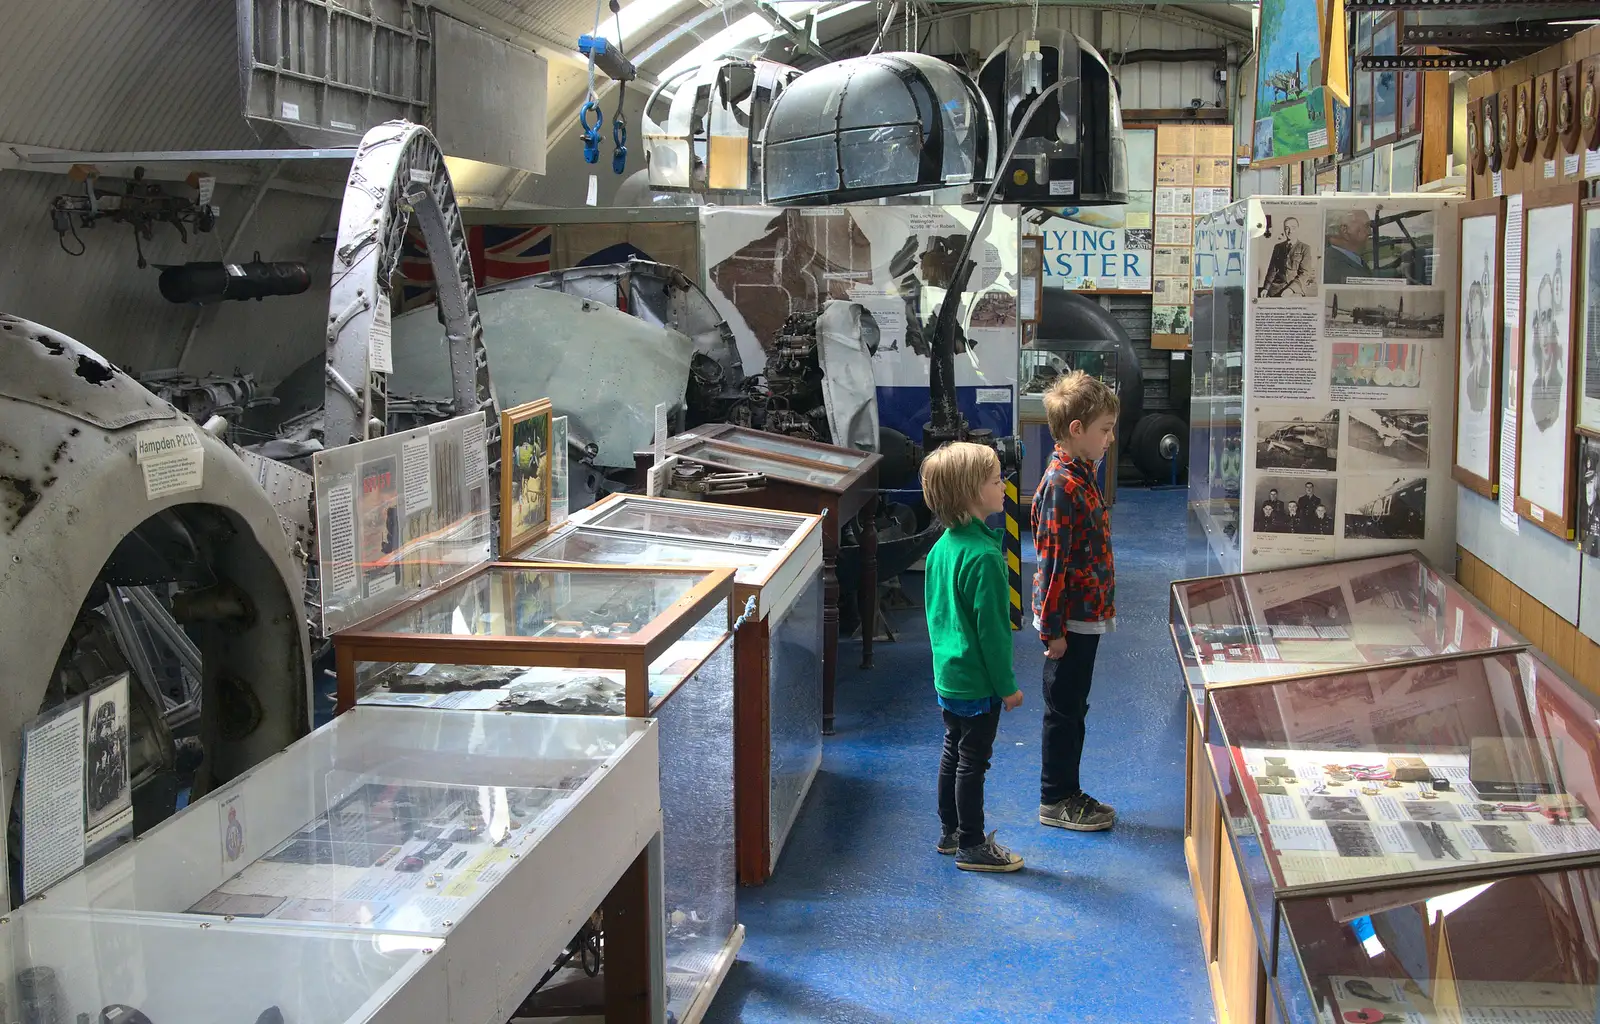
[21,702,86,899]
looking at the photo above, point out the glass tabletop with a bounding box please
[362,565,703,640]
[718,427,870,468]
[1172,553,1521,694]
[587,498,806,548]
[526,526,775,576]
[680,441,851,488]
[1280,867,1600,1024]
[1208,649,1600,896]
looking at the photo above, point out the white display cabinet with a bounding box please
[16,707,665,1024]
[1189,194,1460,576]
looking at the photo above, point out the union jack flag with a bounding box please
[396,223,553,311]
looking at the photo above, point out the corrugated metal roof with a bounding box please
[0,0,255,151]
[463,0,610,42]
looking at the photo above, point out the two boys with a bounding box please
[921,371,1119,872]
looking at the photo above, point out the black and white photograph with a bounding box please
[1402,800,1460,822]
[1518,199,1578,528]
[1343,475,1427,541]
[1472,823,1528,854]
[1471,804,1528,822]
[1582,206,1600,431]
[1325,288,1446,340]
[1350,560,1424,611]
[1457,215,1499,488]
[1581,437,1600,558]
[1323,206,1437,286]
[1346,409,1429,470]
[1253,476,1338,536]
[1253,210,1320,298]
[1254,408,1339,472]
[1263,586,1354,631]
[1399,820,1469,861]
[1327,820,1384,857]
[1304,795,1370,822]
[85,675,130,832]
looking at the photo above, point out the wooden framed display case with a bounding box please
[331,563,739,1024]
[513,494,826,885]
[642,426,883,735]
[1165,551,1600,1024]
[14,706,668,1024]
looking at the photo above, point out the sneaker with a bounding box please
[936,830,959,855]
[1040,792,1116,832]
[955,831,1024,872]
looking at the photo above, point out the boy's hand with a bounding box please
[1045,636,1068,660]
[1003,690,1024,711]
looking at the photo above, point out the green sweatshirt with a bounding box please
[924,517,1019,702]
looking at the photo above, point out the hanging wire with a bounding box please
[1030,0,1040,39]
[579,0,607,163]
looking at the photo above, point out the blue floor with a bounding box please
[704,486,1212,1024]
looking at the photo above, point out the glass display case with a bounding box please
[645,427,883,735]
[515,494,826,885]
[21,706,665,1024]
[331,565,737,1023]
[1171,552,1528,707]
[1173,553,1600,1024]
[1190,205,1246,578]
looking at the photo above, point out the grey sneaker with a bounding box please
[955,831,1024,872]
[1040,792,1116,832]
[936,830,959,855]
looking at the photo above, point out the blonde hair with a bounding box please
[1043,370,1120,443]
[920,441,1000,526]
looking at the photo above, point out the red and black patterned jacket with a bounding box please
[1031,445,1116,640]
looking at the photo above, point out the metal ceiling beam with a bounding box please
[11,147,357,165]
[821,2,1251,52]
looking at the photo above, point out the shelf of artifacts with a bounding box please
[640,424,883,735]
[1167,551,1600,1023]
[13,706,666,1024]
[511,492,825,885]
[329,562,739,1024]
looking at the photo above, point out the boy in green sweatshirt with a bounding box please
[921,441,1025,872]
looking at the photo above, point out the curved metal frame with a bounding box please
[323,120,499,475]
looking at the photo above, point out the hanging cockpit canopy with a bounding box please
[760,52,997,206]
[644,57,804,194]
[977,30,1128,205]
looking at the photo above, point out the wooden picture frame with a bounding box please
[1558,64,1581,157]
[1484,92,1502,174]
[1537,72,1557,162]
[1499,88,1518,173]
[1452,198,1505,499]
[499,398,554,555]
[1516,80,1536,165]
[1515,187,1582,539]
[1578,200,1600,435]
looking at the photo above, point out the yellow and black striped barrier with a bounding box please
[1004,466,1023,630]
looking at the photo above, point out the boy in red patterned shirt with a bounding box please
[1031,370,1119,832]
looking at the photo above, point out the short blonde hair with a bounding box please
[920,441,1000,526]
[1043,370,1120,442]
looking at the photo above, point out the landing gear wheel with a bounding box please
[1132,413,1188,484]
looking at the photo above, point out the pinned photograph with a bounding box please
[1304,795,1370,822]
[1402,800,1460,822]
[1326,821,1384,857]
[1324,206,1437,285]
[1253,211,1320,298]
[1343,475,1427,541]
[1400,820,1470,861]
[86,675,131,834]
[1331,342,1423,389]
[1254,476,1337,536]
[1347,409,1429,470]
[1263,585,1353,632]
[1471,822,1529,854]
[1255,409,1339,472]
[1350,560,1424,613]
[1325,288,1445,340]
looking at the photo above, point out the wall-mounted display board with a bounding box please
[1514,188,1582,540]
[1191,194,1459,576]
[1452,198,1505,500]
[1467,30,1600,204]
[1155,124,1235,349]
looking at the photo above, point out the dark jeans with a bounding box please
[938,707,1002,849]
[1041,632,1101,805]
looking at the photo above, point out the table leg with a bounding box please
[859,495,878,670]
[822,536,840,736]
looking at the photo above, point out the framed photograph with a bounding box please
[1578,201,1600,433]
[1515,187,1582,538]
[1452,199,1505,498]
[1581,436,1600,558]
[500,398,554,555]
